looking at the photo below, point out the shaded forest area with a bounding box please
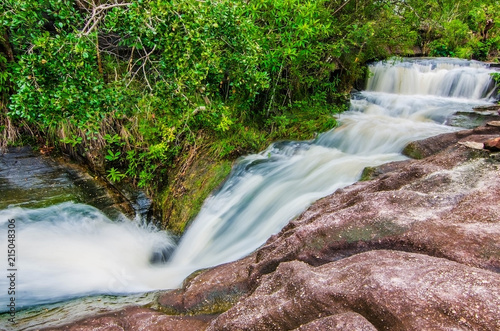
[1,0,498,232]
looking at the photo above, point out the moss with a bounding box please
[187,290,242,315]
[308,236,327,250]
[488,152,500,162]
[340,226,377,242]
[480,243,500,261]
[465,148,490,160]
[402,142,424,159]
[360,166,377,181]
[156,305,183,316]
[337,220,407,243]
[158,291,241,316]
[156,267,246,316]
[157,149,233,235]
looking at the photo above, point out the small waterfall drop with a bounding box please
[366,58,496,99]
[0,58,497,312]
[170,58,497,267]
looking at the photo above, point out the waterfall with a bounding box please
[170,58,496,267]
[366,58,496,99]
[0,58,497,312]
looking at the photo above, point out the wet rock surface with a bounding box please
[42,307,216,331]
[402,124,499,159]
[0,147,134,217]
[158,255,253,315]
[40,126,500,330]
[473,104,500,113]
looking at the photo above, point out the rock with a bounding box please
[484,137,500,151]
[458,141,484,149]
[359,166,378,181]
[206,127,499,330]
[473,104,500,112]
[488,121,500,127]
[292,312,377,331]
[150,245,176,264]
[0,147,135,217]
[207,251,500,331]
[158,255,253,315]
[402,124,500,159]
[43,307,216,331]
[402,133,464,159]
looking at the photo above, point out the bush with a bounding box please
[0,0,455,207]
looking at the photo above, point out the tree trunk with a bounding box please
[482,19,494,41]
[1,30,14,62]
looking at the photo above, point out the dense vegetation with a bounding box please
[1,0,498,231]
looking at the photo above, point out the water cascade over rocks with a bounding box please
[0,58,497,313]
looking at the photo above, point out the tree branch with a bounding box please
[80,3,132,36]
[332,0,353,16]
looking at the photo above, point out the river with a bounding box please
[0,58,498,328]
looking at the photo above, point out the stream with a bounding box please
[0,57,498,329]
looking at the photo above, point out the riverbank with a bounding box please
[0,146,134,218]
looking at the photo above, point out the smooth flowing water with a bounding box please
[0,58,497,318]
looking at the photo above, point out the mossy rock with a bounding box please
[156,148,233,235]
[360,166,377,181]
[402,141,425,159]
[187,289,243,315]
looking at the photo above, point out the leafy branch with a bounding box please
[79,1,132,36]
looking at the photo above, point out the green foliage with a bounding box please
[245,0,414,116]
[491,72,500,84]
[0,53,10,95]
[3,0,114,131]
[106,167,126,182]
[402,0,500,59]
[105,150,121,162]
[104,134,125,146]
[429,43,455,57]
[61,135,82,147]
[2,0,496,226]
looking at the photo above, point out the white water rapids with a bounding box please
[0,58,497,312]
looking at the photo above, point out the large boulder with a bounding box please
[158,255,254,315]
[208,251,500,330]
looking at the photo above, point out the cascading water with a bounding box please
[0,58,498,316]
[170,58,497,267]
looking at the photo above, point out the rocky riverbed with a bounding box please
[38,122,500,330]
